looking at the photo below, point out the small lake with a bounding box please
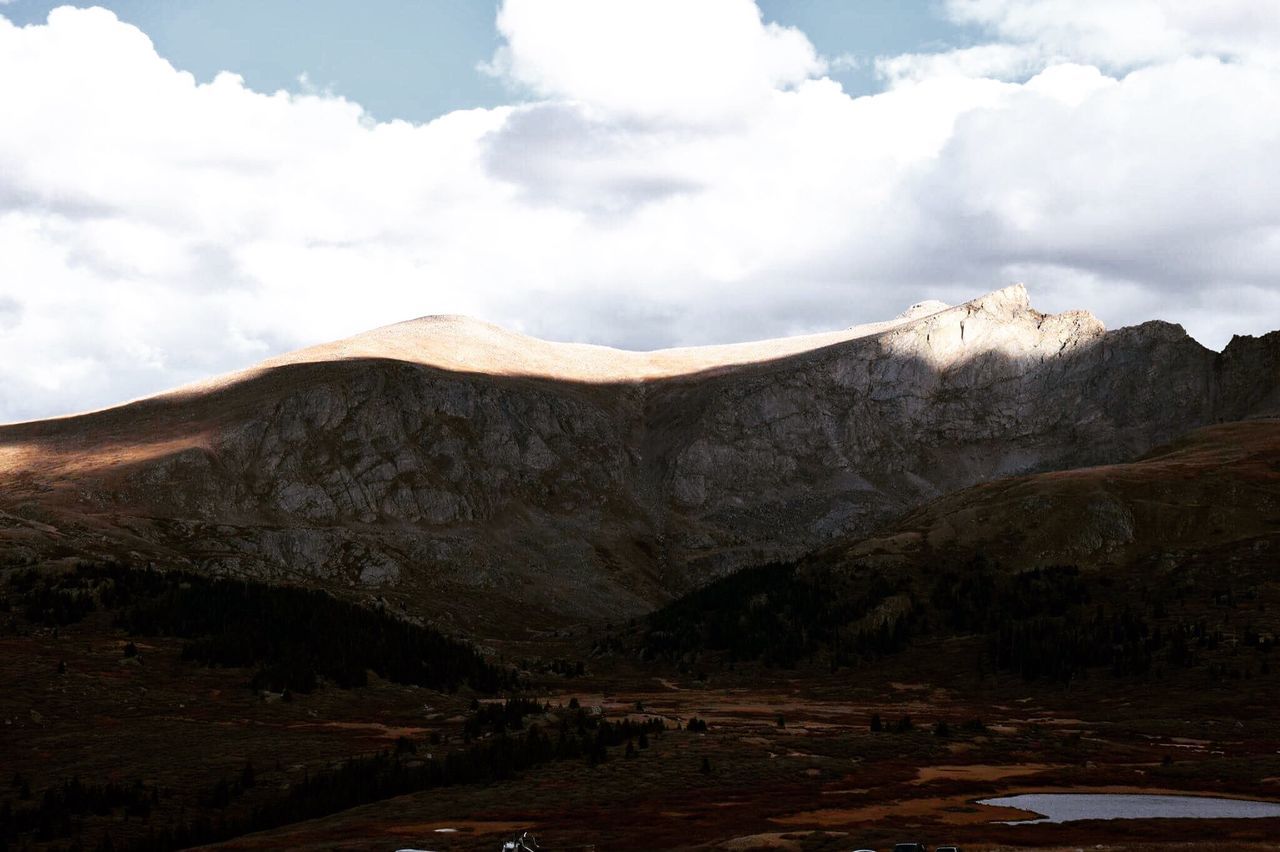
[979,793,1280,824]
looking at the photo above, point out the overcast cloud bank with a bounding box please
[1,0,1278,421]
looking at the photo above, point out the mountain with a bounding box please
[839,418,1280,574]
[1,285,1277,628]
[637,417,1280,674]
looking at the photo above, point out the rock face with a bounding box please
[834,419,1280,578]
[1,285,1277,627]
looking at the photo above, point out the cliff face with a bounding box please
[831,418,1280,579]
[1,285,1276,627]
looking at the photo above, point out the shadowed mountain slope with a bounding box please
[637,418,1280,676]
[1,285,1276,629]
[838,418,1280,573]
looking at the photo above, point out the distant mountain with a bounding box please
[638,420,1280,677]
[838,418,1280,574]
[1,285,1276,629]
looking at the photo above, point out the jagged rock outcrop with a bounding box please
[1,285,1276,627]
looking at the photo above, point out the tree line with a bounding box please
[1,776,157,848]
[639,554,1275,684]
[641,561,913,668]
[5,561,514,694]
[7,701,666,852]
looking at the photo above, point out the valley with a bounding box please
[6,591,1280,851]
[1,288,1278,851]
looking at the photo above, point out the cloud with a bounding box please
[877,42,1043,85]
[945,0,1280,68]
[0,1,1278,422]
[882,1,1280,84]
[482,0,825,124]
[478,103,706,213]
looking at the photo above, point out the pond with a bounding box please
[979,792,1280,824]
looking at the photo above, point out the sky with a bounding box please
[0,1,976,119]
[1,1,1278,422]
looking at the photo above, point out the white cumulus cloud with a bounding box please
[946,0,1280,68]
[483,0,825,124]
[0,1,1278,422]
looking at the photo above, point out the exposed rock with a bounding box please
[836,419,1280,574]
[0,286,1276,628]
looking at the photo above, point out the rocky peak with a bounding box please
[966,281,1032,317]
[896,299,951,321]
[0,286,1274,628]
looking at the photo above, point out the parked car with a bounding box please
[501,833,542,852]
[936,846,961,852]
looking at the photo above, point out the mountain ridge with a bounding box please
[1,285,1276,630]
[0,283,1106,427]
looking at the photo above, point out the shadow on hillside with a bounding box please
[2,317,1275,465]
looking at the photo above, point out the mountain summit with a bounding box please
[205,287,1031,386]
[1,287,1276,628]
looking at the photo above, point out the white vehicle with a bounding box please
[502,832,542,851]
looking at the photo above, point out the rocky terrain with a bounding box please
[838,418,1280,575]
[1,284,1277,628]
